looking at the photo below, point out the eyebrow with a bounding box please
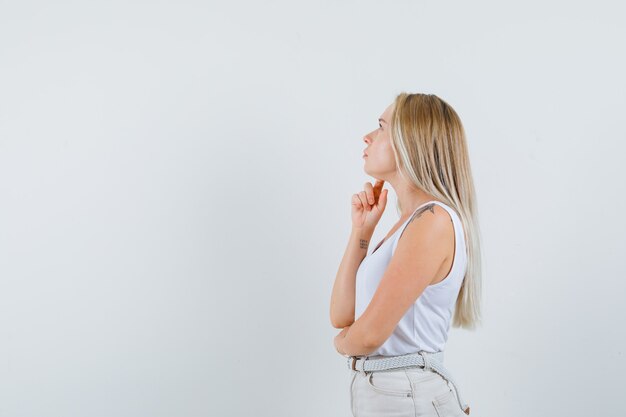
[378,118,387,124]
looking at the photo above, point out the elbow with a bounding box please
[330,306,355,329]
[330,317,355,329]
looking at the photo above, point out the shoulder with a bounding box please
[406,203,453,233]
[397,203,454,249]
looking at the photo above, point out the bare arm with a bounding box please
[329,226,374,329]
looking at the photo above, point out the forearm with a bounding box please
[334,320,379,357]
[330,227,374,328]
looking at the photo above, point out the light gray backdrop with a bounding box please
[1,1,625,416]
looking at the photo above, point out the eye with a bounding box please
[379,123,382,129]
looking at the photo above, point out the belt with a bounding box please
[347,351,470,415]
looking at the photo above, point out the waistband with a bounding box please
[347,351,470,415]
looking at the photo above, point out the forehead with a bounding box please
[381,102,395,120]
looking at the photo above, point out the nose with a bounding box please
[363,133,372,144]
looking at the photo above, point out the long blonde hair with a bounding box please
[389,92,483,330]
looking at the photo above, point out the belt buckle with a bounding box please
[350,356,357,371]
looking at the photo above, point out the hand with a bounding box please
[334,326,351,356]
[351,179,388,230]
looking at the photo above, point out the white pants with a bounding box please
[349,365,468,417]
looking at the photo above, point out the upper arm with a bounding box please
[358,204,453,348]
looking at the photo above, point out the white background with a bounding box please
[1,1,625,416]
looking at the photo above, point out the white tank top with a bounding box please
[354,200,467,357]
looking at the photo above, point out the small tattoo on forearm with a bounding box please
[360,239,369,249]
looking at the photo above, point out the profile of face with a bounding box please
[362,102,396,179]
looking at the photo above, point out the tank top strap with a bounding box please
[397,200,441,240]
[393,200,461,252]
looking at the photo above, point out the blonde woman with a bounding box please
[330,93,482,417]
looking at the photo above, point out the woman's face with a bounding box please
[362,102,396,179]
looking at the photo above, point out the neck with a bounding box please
[387,179,438,219]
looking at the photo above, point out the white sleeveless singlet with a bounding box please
[354,200,468,357]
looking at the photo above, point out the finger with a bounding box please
[377,188,388,208]
[358,191,371,211]
[373,180,384,200]
[364,182,375,205]
[351,194,363,209]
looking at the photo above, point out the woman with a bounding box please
[330,92,482,417]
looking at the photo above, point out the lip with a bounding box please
[362,154,367,158]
